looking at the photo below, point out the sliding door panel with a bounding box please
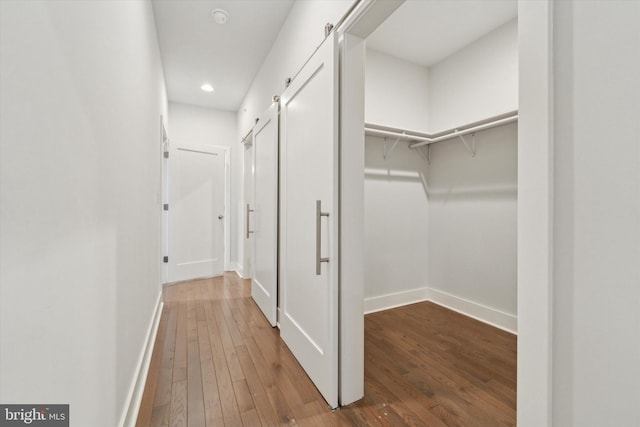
[251,103,279,327]
[279,33,339,408]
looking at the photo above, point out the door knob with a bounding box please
[218,215,224,219]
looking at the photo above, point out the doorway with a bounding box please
[339,0,553,424]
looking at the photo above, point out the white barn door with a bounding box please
[168,143,227,283]
[251,103,279,326]
[279,33,339,408]
[243,135,255,279]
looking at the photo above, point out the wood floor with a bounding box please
[136,273,516,426]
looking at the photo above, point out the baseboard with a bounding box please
[364,286,517,334]
[364,287,430,314]
[118,292,164,427]
[235,270,253,279]
[427,287,517,334]
[234,263,246,278]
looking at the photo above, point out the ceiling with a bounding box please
[152,0,516,112]
[152,0,294,111]
[367,0,517,67]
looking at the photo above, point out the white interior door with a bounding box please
[168,143,227,283]
[251,103,279,326]
[243,136,255,278]
[280,33,339,408]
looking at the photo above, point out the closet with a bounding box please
[362,1,518,333]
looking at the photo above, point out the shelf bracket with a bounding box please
[415,145,430,164]
[383,136,402,160]
[458,132,476,157]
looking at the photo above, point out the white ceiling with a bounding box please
[152,0,294,111]
[152,0,516,112]
[367,0,517,67]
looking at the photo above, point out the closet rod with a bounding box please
[409,114,518,148]
[364,128,431,143]
[364,111,518,148]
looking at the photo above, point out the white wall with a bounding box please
[427,123,517,326]
[364,19,518,134]
[363,137,429,311]
[362,124,518,331]
[167,102,239,269]
[237,0,352,136]
[365,49,430,132]
[0,1,167,426]
[428,19,518,132]
[552,1,640,426]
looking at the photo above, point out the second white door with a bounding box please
[244,136,255,278]
[168,143,227,283]
[251,103,279,327]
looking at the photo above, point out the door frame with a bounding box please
[161,115,169,284]
[338,0,554,424]
[336,0,407,406]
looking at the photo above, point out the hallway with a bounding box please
[136,273,516,426]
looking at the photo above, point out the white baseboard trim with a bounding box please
[234,263,246,278]
[363,286,517,334]
[427,287,517,334]
[364,287,430,314]
[234,269,253,279]
[118,292,164,427]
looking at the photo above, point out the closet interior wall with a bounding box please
[364,18,518,332]
[364,136,429,310]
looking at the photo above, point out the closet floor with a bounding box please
[136,273,516,427]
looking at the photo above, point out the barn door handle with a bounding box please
[246,204,254,239]
[316,200,330,275]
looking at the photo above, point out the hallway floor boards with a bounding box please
[136,273,516,426]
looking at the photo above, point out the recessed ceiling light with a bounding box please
[201,83,214,92]
[211,9,229,25]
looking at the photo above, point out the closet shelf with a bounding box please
[364,110,518,150]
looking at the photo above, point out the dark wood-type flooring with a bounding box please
[136,273,516,426]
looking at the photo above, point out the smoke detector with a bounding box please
[211,9,229,25]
